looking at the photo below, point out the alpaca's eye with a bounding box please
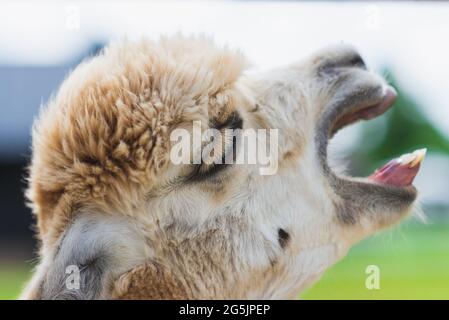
[189,161,229,182]
[188,131,237,182]
[189,143,234,182]
[188,112,243,182]
[212,111,243,131]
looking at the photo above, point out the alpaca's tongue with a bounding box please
[368,149,426,187]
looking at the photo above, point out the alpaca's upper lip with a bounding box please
[331,86,397,135]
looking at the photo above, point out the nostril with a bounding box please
[315,45,369,75]
[346,54,366,69]
[318,54,367,76]
[325,53,366,70]
[317,45,367,71]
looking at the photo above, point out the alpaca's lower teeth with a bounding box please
[368,148,426,187]
[396,148,427,168]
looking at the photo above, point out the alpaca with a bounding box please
[21,36,424,299]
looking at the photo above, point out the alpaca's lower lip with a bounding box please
[368,149,426,187]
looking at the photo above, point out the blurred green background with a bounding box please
[302,218,449,299]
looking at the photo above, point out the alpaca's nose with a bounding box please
[315,44,367,70]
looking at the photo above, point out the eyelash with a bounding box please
[187,112,243,182]
[188,136,236,182]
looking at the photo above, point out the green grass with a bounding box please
[301,220,449,299]
[1,220,448,300]
[0,265,32,300]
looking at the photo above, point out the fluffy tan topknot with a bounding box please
[27,36,247,247]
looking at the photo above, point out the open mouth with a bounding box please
[331,86,426,189]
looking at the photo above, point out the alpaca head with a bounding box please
[22,37,423,299]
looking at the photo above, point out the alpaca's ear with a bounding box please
[21,214,146,300]
[34,252,106,300]
[24,216,111,299]
[112,262,190,300]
